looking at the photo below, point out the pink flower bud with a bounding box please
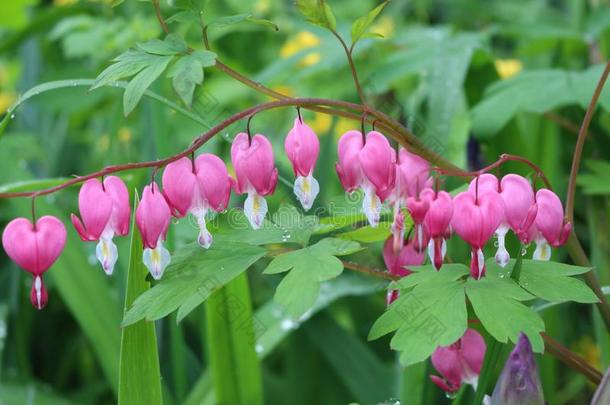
[2,216,67,309]
[231,133,279,229]
[452,190,504,279]
[284,117,320,210]
[397,147,432,198]
[422,189,453,270]
[359,131,396,201]
[162,155,231,248]
[430,328,486,394]
[71,176,130,275]
[135,182,171,279]
[383,236,426,278]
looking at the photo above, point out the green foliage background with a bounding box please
[1,0,610,404]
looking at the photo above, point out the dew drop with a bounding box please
[493,240,499,248]
[171,217,180,225]
[280,318,298,331]
[499,273,505,279]
[10,114,15,119]
[521,247,527,256]
[255,343,263,354]
[445,392,457,400]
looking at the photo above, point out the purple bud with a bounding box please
[488,333,544,405]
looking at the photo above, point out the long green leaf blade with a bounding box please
[118,194,162,405]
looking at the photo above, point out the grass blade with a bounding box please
[118,194,162,405]
[205,272,263,405]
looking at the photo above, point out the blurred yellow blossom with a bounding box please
[370,15,395,39]
[253,0,270,14]
[118,127,132,144]
[573,336,600,370]
[98,134,110,152]
[269,85,295,99]
[494,59,523,79]
[53,0,78,6]
[334,117,359,141]
[280,31,321,67]
[0,92,15,113]
[309,112,332,135]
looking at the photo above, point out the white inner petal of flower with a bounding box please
[244,191,268,230]
[143,239,171,280]
[293,174,319,211]
[362,186,381,228]
[96,236,118,275]
[34,275,42,309]
[476,248,485,278]
[192,207,213,249]
[533,238,551,261]
[495,225,510,268]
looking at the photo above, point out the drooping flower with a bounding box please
[135,182,172,280]
[388,147,432,252]
[70,176,130,275]
[467,174,537,267]
[336,130,395,227]
[485,333,544,405]
[2,216,67,309]
[452,188,505,279]
[284,116,320,210]
[162,155,231,248]
[430,328,486,394]
[231,133,279,229]
[421,189,453,270]
[531,189,571,261]
[406,189,432,253]
[383,236,425,305]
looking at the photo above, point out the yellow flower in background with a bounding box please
[269,85,295,99]
[370,15,395,39]
[118,127,132,144]
[253,0,270,14]
[309,112,332,135]
[495,59,523,79]
[334,117,359,141]
[53,0,78,6]
[98,134,110,152]
[0,92,15,113]
[280,31,321,67]
[573,336,600,371]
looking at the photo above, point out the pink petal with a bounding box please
[535,189,568,246]
[423,190,453,238]
[459,328,486,377]
[75,179,113,240]
[195,153,232,211]
[230,132,251,194]
[336,130,364,192]
[431,345,463,390]
[162,157,198,217]
[284,117,319,177]
[103,176,131,236]
[467,173,499,196]
[397,147,432,197]
[359,131,396,200]
[70,214,95,241]
[232,134,278,196]
[135,183,171,249]
[500,174,535,233]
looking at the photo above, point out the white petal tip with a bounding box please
[143,242,171,280]
[294,175,319,211]
[244,192,268,230]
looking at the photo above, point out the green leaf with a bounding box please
[166,10,200,24]
[123,55,173,116]
[208,14,279,31]
[577,160,610,195]
[206,273,264,405]
[190,50,217,67]
[466,276,545,352]
[137,33,188,55]
[369,266,469,365]
[473,338,503,405]
[336,222,392,243]
[264,238,360,317]
[295,0,336,31]
[118,194,162,405]
[167,54,204,107]
[91,50,158,90]
[350,1,389,44]
[122,241,266,326]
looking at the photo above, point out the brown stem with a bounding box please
[543,112,581,136]
[0,98,363,199]
[152,0,169,34]
[342,261,398,281]
[542,332,602,385]
[566,62,610,223]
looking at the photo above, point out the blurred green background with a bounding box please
[1,0,610,404]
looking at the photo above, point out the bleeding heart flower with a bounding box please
[452,189,505,279]
[406,188,433,253]
[383,236,425,305]
[231,133,279,229]
[430,328,486,394]
[422,189,453,270]
[162,155,231,248]
[71,176,130,275]
[336,130,395,227]
[135,182,171,279]
[531,189,571,261]
[2,216,67,309]
[285,116,320,211]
